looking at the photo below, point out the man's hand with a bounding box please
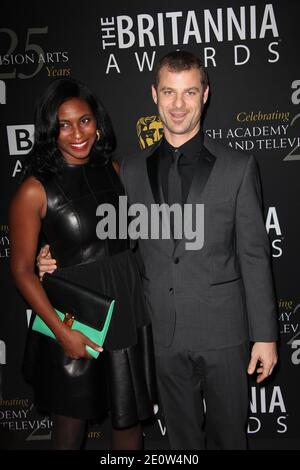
[37,244,57,280]
[247,342,278,383]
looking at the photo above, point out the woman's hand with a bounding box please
[57,327,103,360]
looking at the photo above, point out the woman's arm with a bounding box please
[112,159,120,174]
[9,178,101,359]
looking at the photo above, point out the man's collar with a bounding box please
[162,130,204,160]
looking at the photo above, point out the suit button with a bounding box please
[174,257,179,264]
[169,288,174,293]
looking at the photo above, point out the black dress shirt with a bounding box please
[159,130,204,205]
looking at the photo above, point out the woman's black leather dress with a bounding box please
[23,159,156,428]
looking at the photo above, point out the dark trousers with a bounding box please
[155,331,249,450]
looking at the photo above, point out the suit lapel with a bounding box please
[146,145,162,205]
[185,146,216,205]
[146,143,173,255]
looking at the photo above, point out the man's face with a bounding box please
[152,66,209,146]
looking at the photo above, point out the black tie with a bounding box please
[168,149,182,238]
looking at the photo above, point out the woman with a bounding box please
[9,78,156,450]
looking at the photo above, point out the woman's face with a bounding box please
[57,97,97,164]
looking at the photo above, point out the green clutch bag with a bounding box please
[32,272,115,359]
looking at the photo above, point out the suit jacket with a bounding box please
[121,135,278,350]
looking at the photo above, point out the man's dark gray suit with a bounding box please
[121,134,278,449]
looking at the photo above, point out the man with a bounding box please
[39,50,278,450]
[119,50,278,450]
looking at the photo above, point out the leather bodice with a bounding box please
[41,160,127,267]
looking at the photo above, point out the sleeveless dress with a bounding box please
[23,159,156,428]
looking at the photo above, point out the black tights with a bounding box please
[52,414,86,450]
[111,423,143,450]
[52,414,143,450]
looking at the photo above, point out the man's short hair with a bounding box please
[153,50,209,89]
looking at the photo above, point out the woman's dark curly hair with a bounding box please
[22,78,116,182]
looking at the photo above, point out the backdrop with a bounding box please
[0,0,299,450]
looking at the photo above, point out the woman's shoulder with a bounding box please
[17,176,45,196]
[11,176,46,212]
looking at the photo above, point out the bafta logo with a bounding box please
[136,115,163,149]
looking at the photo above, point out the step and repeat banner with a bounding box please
[0,0,299,450]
